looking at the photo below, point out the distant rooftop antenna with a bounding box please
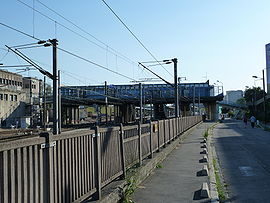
[202,72,208,81]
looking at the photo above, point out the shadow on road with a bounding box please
[213,119,270,202]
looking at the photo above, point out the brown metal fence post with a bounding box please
[163,120,166,147]
[94,126,101,200]
[168,119,171,144]
[138,122,142,166]
[157,120,160,152]
[149,122,153,158]
[119,124,126,179]
[176,118,178,137]
[40,132,55,203]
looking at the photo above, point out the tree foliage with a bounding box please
[244,87,265,103]
[236,97,246,105]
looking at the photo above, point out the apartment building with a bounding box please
[0,70,26,127]
[224,90,243,103]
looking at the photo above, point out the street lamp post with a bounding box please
[263,70,266,125]
[216,80,223,94]
[193,85,195,116]
[172,58,179,118]
[253,71,267,125]
[178,77,187,117]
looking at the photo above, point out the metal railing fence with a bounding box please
[0,116,202,203]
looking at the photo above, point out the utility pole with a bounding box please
[30,78,33,127]
[193,85,195,116]
[139,83,143,123]
[263,69,267,125]
[151,90,153,120]
[105,81,108,124]
[178,77,186,117]
[198,87,201,115]
[172,58,179,118]
[50,39,59,135]
[58,70,61,134]
[43,76,47,129]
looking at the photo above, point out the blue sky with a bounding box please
[1,0,270,92]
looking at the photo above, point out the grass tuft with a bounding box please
[156,163,163,169]
[203,128,209,139]
[213,158,226,202]
[122,176,137,203]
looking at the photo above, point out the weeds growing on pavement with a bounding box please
[122,176,137,203]
[120,165,140,203]
[156,163,163,168]
[213,158,226,202]
[203,128,209,139]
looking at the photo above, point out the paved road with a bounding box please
[133,122,213,203]
[213,119,270,202]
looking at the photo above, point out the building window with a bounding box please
[14,95,17,101]
[0,94,3,100]
[9,80,11,85]
[15,81,17,86]
[10,95,13,101]
[0,78,2,84]
[4,94,8,101]
[12,81,15,85]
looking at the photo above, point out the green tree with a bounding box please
[244,87,265,103]
[236,97,246,105]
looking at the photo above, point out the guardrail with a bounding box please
[0,116,202,203]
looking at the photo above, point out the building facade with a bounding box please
[0,70,43,127]
[224,90,243,103]
[0,70,26,127]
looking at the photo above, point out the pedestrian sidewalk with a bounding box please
[132,122,214,203]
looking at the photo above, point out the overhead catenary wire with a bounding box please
[35,0,136,65]
[61,69,102,85]
[138,62,173,87]
[32,0,35,37]
[0,22,41,41]
[5,45,53,79]
[57,46,136,81]
[61,85,125,102]
[16,45,46,50]
[100,0,173,77]
[61,73,141,102]
[10,42,41,48]
[0,51,9,62]
[17,0,138,67]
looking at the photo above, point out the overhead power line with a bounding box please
[100,0,173,77]
[35,0,136,65]
[0,51,9,62]
[0,22,41,41]
[5,45,53,79]
[138,62,173,87]
[17,0,137,67]
[61,70,102,85]
[57,46,136,81]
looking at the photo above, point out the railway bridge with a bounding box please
[57,80,223,124]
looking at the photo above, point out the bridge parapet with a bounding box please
[60,81,223,104]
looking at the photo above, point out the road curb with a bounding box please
[207,123,220,203]
[92,122,202,203]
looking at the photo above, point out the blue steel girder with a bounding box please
[61,81,223,105]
